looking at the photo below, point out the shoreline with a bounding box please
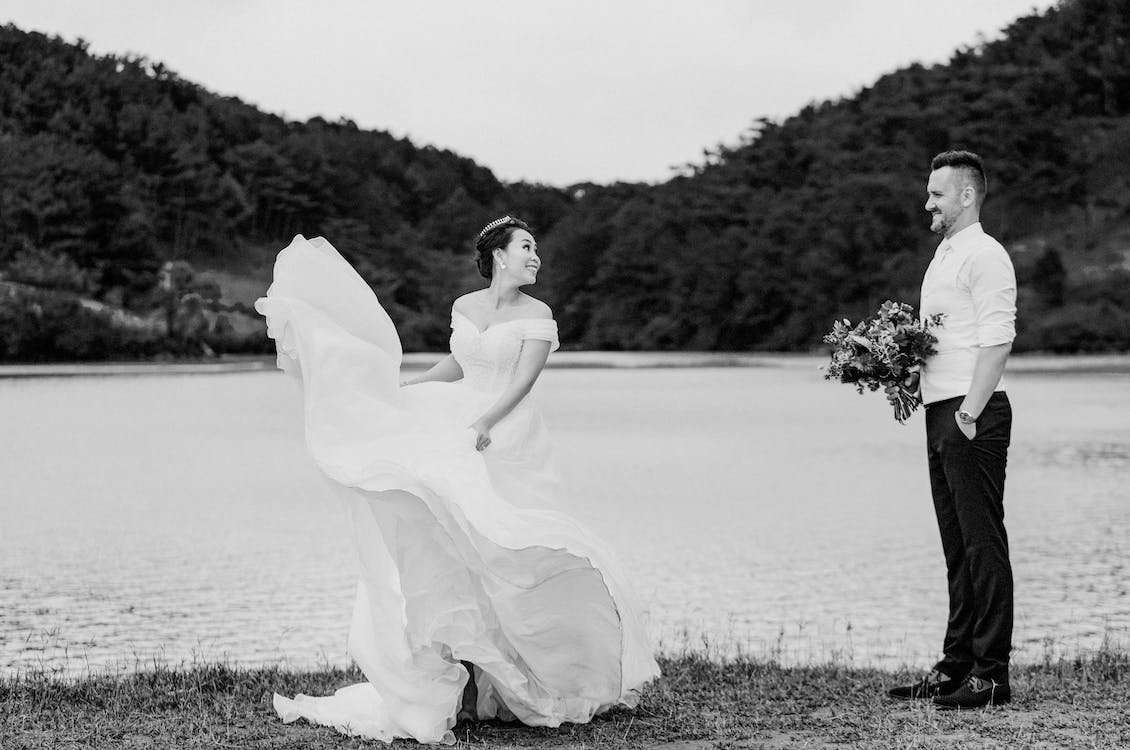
[3,647,1121,683]
[1,351,1128,378]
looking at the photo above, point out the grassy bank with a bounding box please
[3,651,1128,749]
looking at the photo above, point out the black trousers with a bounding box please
[925,391,1013,683]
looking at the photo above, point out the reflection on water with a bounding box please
[0,360,1127,675]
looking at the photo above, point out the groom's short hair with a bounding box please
[931,150,988,207]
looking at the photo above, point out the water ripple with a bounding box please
[1,369,1128,676]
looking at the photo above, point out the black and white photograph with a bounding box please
[1,1,1128,747]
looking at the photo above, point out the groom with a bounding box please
[887,150,1018,709]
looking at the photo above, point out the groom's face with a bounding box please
[924,167,966,236]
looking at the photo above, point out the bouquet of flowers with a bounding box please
[822,301,944,424]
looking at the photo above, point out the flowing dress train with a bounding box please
[254,235,659,744]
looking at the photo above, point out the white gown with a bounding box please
[255,236,660,745]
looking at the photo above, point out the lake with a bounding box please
[1,355,1127,676]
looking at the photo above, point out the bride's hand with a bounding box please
[469,420,492,451]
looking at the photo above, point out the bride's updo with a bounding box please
[474,215,532,279]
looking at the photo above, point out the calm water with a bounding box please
[1,358,1127,675]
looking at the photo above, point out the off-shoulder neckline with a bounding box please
[452,310,554,335]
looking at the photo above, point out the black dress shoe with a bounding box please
[887,669,961,700]
[932,675,1011,709]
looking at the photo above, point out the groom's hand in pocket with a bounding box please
[954,411,976,440]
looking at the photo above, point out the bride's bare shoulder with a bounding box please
[452,290,485,314]
[519,294,553,320]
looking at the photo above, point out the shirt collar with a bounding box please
[939,222,984,256]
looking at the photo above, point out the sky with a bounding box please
[3,0,1057,186]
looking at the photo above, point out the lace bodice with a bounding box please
[450,311,560,393]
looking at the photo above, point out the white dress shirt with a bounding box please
[919,222,1017,405]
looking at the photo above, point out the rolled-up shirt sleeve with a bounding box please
[966,247,1017,347]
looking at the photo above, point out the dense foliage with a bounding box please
[0,24,555,358]
[540,0,1130,352]
[1,0,1128,360]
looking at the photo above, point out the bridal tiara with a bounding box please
[477,216,514,240]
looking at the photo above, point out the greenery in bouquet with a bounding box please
[822,301,944,424]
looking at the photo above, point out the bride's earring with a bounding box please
[500,262,507,269]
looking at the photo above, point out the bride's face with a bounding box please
[496,229,541,285]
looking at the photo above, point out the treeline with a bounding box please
[1,0,1128,360]
[537,0,1130,352]
[0,23,559,358]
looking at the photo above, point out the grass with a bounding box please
[2,649,1129,749]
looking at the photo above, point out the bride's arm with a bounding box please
[401,354,463,386]
[469,341,551,451]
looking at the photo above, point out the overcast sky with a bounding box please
[4,1,1056,186]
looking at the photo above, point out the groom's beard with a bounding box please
[930,212,951,235]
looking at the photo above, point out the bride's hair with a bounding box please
[474,216,532,279]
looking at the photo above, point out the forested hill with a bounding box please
[0,22,570,358]
[2,0,1129,361]
[539,0,1130,351]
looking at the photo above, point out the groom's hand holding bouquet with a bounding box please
[822,300,944,424]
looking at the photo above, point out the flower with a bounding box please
[821,301,944,423]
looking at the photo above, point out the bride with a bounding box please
[255,216,660,744]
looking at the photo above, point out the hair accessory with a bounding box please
[477,215,513,240]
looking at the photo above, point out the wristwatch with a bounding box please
[956,409,978,424]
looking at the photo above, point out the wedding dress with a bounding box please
[255,236,659,744]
